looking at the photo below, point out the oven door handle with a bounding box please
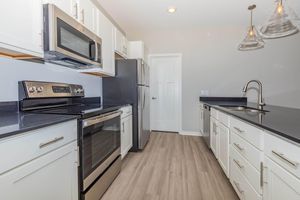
[83,111,122,128]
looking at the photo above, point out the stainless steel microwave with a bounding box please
[43,4,102,69]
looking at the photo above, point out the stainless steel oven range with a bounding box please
[19,81,122,200]
[81,111,121,200]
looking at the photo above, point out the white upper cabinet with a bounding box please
[128,41,148,61]
[97,11,115,76]
[114,27,128,58]
[43,0,77,18]
[0,0,122,76]
[78,0,96,32]
[0,0,44,57]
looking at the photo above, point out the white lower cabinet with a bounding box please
[263,157,300,200]
[208,109,300,200]
[120,106,133,159]
[210,114,230,177]
[231,156,262,200]
[210,117,218,158]
[218,122,230,177]
[0,142,78,200]
[0,120,78,200]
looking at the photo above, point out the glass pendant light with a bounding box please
[238,5,264,51]
[260,0,299,39]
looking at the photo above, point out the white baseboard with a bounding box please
[179,131,202,137]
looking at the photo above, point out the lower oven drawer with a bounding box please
[83,148,120,190]
[84,156,121,200]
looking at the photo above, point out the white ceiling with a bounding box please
[98,0,300,35]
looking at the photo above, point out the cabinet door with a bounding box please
[199,108,204,134]
[218,123,230,177]
[0,142,78,200]
[114,28,123,54]
[98,11,115,76]
[121,115,133,159]
[122,36,128,57]
[263,157,300,200]
[78,0,96,32]
[210,118,219,158]
[114,27,127,58]
[43,0,77,18]
[0,0,43,57]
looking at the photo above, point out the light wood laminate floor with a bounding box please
[101,132,238,200]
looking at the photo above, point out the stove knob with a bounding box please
[28,86,36,93]
[75,88,84,94]
[37,86,44,93]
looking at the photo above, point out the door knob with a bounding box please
[152,97,157,100]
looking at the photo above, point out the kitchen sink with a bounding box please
[220,105,269,113]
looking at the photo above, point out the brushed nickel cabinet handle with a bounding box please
[260,162,264,188]
[213,122,217,134]
[234,127,244,133]
[39,136,64,149]
[234,143,244,151]
[272,150,299,168]
[73,2,78,19]
[233,181,244,194]
[233,159,244,169]
[81,9,85,23]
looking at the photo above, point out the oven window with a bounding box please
[82,116,120,179]
[57,18,95,60]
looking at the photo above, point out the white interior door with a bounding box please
[149,54,181,132]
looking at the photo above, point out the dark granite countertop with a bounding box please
[0,111,78,139]
[200,97,300,144]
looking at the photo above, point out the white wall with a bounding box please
[0,57,102,101]
[129,27,300,132]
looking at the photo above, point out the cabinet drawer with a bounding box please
[211,108,218,119]
[231,146,262,194]
[231,131,263,170]
[218,111,230,127]
[230,117,264,150]
[230,158,262,200]
[264,133,300,179]
[0,120,77,174]
[120,106,132,118]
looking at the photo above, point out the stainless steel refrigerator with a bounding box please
[103,59,150,151]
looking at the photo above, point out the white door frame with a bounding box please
[148,53,182,133]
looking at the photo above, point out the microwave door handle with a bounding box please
[94,41,98,61]
[89,41,96,61]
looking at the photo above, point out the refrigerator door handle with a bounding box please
[142,62,145,85]
[143,89,146,109]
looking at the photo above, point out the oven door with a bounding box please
[81,111,121,191]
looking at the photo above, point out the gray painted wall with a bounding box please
[0,57,102,101]
[129,27,300,132]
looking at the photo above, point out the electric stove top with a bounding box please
[31,103,122,119]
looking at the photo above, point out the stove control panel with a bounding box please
[20,81,85,98]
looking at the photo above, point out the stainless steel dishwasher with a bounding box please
[202,104,211,148]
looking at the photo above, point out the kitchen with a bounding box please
[0,0,300,200]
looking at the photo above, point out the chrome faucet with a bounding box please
[243,80,266,110]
